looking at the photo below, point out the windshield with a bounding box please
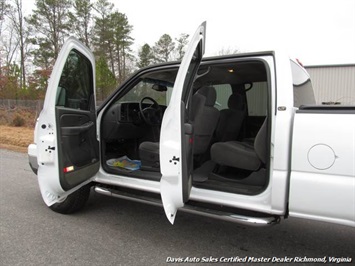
[119,79,173,105]
[119,69,177,105]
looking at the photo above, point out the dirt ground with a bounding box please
[0,126,34,153]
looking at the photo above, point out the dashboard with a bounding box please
[102,102,166,141]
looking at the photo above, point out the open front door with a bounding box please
[160,22,206,224]
[36,37,99,206]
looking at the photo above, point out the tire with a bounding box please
[49,184,91,214]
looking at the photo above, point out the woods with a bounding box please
[0,0,189,101]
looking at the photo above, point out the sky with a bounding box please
[22,0,355,66]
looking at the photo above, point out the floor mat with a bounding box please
[107,156,141,171]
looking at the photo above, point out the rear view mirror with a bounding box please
[152,84,167,92]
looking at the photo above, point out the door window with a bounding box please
[56,49,94,111]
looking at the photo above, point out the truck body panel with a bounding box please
[290,108,355,226]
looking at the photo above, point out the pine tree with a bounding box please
[26,0,73,69]
[92,1,134,83]
[92,0,115,75]
[137,44,154,68]
[71,0,92,47]
[110,11,133,83]
[96,56,116,100]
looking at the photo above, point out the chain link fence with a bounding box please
[0,99,44,112]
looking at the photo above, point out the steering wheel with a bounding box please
[139,97,162,126]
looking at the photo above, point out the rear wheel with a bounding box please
[49,185,91,214]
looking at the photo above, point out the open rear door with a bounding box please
[160,22,206,224]
[36,37,99,206]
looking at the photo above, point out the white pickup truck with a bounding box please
[28,22,355,227]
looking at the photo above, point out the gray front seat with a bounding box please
[139,86,220,169]
[211,118,268,171]
[192,86,220,155]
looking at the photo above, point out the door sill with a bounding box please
[103,164,162,182]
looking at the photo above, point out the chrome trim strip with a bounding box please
[94,186,280,227]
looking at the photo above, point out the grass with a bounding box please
[0,108,38,128]
[0,108,37,152]
[0,126,34,153]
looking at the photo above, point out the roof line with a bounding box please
[305,63,355,68]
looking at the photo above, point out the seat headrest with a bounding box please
[197,86,217,107]
[228,94,245,111]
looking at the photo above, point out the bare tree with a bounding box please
[8,0,27,88]
[0,0,7,34]
[217,46,240,56]
[152,34,175,63]
[0,0,9,76]
[175,33,189,60]
[3,25,18,66]
[1,1,18,71]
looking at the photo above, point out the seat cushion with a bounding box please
[211,141,261,171]
[139,142,159,163]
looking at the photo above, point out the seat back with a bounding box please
[192,86,220,155]
[254,117,268,163]
[215,93,246,142]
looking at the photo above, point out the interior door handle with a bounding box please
[184,123,193,135]
[61,121,94,136]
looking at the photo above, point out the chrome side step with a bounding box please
[94,186,162,207]
[181,205,280,227]
[94,186,280,227]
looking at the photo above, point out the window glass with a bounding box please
[246,81,268,116]
[120,79,171,105]
[214,84,232,110]
[56,49,93,110]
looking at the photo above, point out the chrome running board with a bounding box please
[181,205,279,227]
[94,186,280,227]
[94,186,162,207]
